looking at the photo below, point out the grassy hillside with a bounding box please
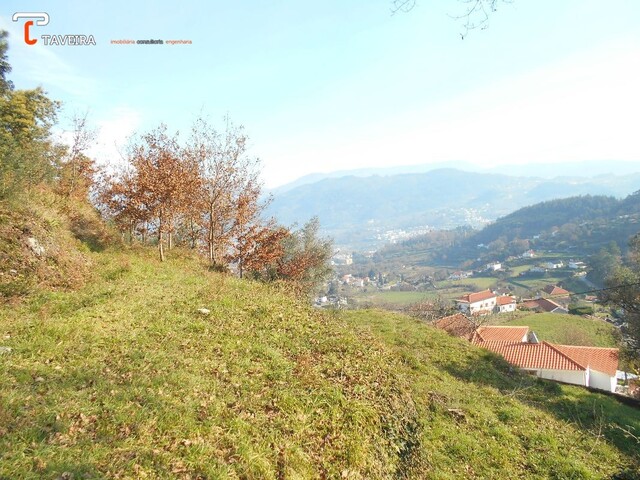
[0,193,112,299]
[1,249,639,479]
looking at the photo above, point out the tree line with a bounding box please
[96,118,331,289]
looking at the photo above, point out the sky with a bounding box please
[1,0,639,187]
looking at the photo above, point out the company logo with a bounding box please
[12,12,96,46]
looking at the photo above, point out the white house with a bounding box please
[522,250,536,258]
[486,262,502,271]
[495,295,517,313]
[545,261,564,269]
[456,290,497,315]
[478,341,619,392]
[569,261,586,269]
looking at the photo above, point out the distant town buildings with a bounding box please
[448,270,473,280]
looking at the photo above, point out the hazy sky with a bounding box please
[2,1,639,187]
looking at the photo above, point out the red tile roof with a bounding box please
[535,298,566,312]
[458,289,495,304]
[543,285,570,296]
[521,300,540,310]
[478,341,585,371]
[521,298,566,313]
[496,295,516,306]
[433,314,476,339]
[552,345,619,376]
[472,326,529,343]
[477,341,619,376]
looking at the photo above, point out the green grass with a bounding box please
[507,276,565,291]
[350,290,428,307]
[344,310,640,479]
[436,276,497,291]
[495,313,620,347]
[1,248,639,478]
[509,265,532,275]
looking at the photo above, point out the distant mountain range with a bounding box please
[266,165,640,249]
[269,160,640,195]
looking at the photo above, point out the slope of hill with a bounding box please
[0,193,114,299]
[1,248,639,478]
[470,194,622,245]
[267,168,640,248]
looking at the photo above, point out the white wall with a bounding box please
[589,369,616,392]
[498,303,516,313]
[471,298,496,314]
[536,369,587,387]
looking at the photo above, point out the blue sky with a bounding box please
[2,1,639,187]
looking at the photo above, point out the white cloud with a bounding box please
[91,106,143,169]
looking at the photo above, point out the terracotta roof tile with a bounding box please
[552,345,619,376]
[496,295,516,306]
[536,298,566,312]
[543,285,570,296]
[521,300,540,309]
[478,341,586,371]
[458,289,495,304]
[522,298,566,312]
[473,326,529,343]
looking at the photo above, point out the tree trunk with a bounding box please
[208,207,215,265]
[158,216,165,262]
[159,233,165,262]
[168,231,173,250]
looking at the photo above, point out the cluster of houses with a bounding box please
[340,274,371,288]
[331,252,353,266]
[448,251,589,280]
[520,257,588,277]
[455,285,574,316]
[434,314,619,392]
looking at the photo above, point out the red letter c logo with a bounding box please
[24,20,37,45]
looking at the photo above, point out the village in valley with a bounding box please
[320,247,597,314]
[316,244,639,396]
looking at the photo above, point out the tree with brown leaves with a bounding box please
[99,125,200,260]
[188,116,262,268]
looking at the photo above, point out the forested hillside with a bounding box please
[377,192,640,267]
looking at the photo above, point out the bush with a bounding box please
[568,304,595,316]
